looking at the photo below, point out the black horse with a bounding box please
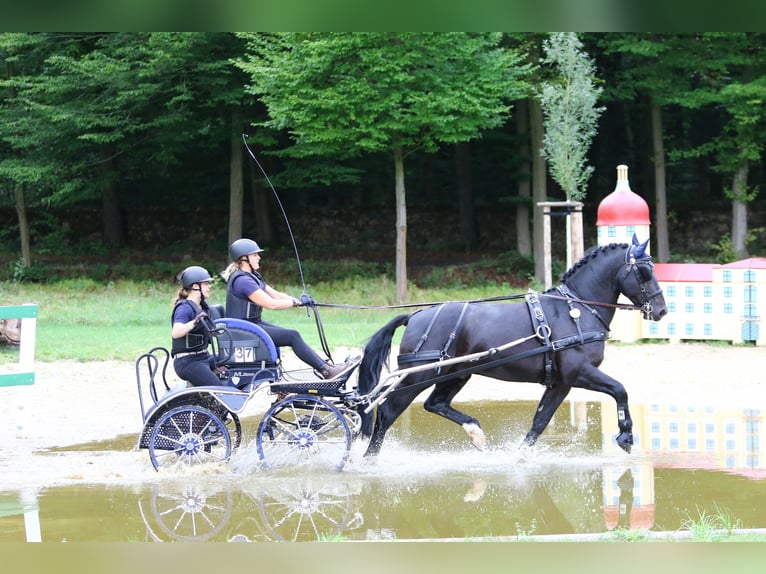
[357,236,667,457]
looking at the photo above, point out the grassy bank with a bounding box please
[1,277,530,362]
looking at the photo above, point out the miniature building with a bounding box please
[643,259,766,345]
[597,165,766,346]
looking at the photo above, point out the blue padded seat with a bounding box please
[215,317,280,364]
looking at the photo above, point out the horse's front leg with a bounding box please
[573,368,633,453]
[523,384,571,447]
[614,402,634,453]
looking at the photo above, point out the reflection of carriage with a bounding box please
[137,477,363,542]
[136,317,363,472]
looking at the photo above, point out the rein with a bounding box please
[315,290,644,313]
[314,293,526,310]
[540,291,642,312]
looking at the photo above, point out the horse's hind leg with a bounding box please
[423,376,487,450]
[523,384,571,448]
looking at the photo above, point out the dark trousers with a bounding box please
[173,354,225,386]
[259,320,326,370]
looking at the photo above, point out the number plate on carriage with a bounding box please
[233,346,257,363]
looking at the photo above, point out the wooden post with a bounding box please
[537,201,584,289]
[541,204,552,289]
[571,203,584,263]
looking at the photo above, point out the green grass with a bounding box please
[680,505,742,541]
[0,277,527,362]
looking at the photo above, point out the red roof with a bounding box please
[596,188,650,226]
[655,259,766,282]
[654,263,715,283]
[720,257,766,269]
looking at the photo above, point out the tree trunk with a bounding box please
[515,99,532,257]
[7,62,31,268]
[15,184,32,267]
[249,160,274,244]
[731,158,750,259]
[455,141,475,246]
[651,102,669,262]
[394,145,408,303]
[529,97,548,283]
[228,107,244,245]
[101,157,123,249]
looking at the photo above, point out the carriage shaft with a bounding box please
[363,332,539,413]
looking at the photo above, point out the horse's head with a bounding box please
[618,235,667,321]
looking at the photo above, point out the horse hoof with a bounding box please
[463,423,487,451]
[616,431,633,453]
[463,479,488,502]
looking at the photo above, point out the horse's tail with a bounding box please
[357,313,411,438]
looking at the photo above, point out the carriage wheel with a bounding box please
[258,482,353,542]
[256,396,352,471]
[149,482,232,541]
[149,405,232,471]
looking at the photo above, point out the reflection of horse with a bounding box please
[358,237,667,457]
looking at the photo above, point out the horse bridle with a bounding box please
[620,251,663,320]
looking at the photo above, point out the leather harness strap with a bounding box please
[398,302,470,369]
[525,292,554,386]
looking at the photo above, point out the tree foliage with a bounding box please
[236,33,528,156]
[538,32,604,201]
[1,33,766,279]
[235,32,530,300]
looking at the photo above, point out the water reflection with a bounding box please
[139,481,233,541]
[132,468,609,542]
[1,398,764,542]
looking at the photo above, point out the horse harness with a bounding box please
[397,290,609,390]
[398,302,470,371]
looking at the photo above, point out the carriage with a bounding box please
[135,316,364,472]
[135,236,668,473]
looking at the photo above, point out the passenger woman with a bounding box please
[171,265,227,387]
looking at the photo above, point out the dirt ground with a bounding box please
[0,341,763,489]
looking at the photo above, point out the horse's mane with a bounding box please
[557,243,628,284]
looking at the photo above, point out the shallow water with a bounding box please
[2,399,763,542]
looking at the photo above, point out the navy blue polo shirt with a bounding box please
[230,272,266,300]
[172,300,199,325]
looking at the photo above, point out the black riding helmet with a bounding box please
[229,238,264,262]
[179,265,214,289]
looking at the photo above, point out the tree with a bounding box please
[599,33,703,263]
[663,33,766,259]
[0,33,219,253]
[236,32,528,301]
[181,33,254,245]
[537,32,604,269]
[0,33,61,269]
[538,32,604,202]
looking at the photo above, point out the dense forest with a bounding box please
[1,33,765,290]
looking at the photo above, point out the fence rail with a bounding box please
[0,304,38,388]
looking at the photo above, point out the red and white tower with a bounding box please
[596,165,651,252]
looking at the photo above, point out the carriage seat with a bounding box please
[208,304,226,321]
[214,317,280,363]
[213,318,281,388]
